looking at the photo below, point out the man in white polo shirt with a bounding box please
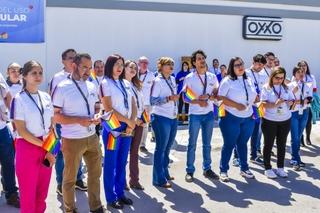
[52,53,103,213]
[138,56,155,153]
[263,52,275,76]
[88,60,105,91]
[49,49,87,196]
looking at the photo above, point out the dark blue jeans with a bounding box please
[219,112,255,173]
[291,109,309,163]
[0,126,18,199]
[250,118,262,159]
[152,114,177,185]
[54,124,83,185]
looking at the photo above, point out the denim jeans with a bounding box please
[219,112,255,173]
[0,126,18,199]
[291,109,309,163]
[250,118,262,159]
[186,111,214,174]
[54,124,83,185]
[151,114,177,185]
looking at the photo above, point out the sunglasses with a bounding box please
[234,62,244,68]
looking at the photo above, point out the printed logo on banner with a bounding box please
[0,0,44,43]
[243,16,283,40]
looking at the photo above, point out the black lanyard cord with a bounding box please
[25,89,45,130]
[71,77,91,116]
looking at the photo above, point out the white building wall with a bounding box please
[1,6,320,89]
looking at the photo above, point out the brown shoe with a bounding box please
[160,182,172,188]
[167,176,175,181]
[130,183,144,190]
[6,193,20,208]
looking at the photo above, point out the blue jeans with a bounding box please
[151,114,177,185]
[0,126,18,199]
[220,112,255,173]
[103,122,132,203]
[186,111,214,174]
[291,109,309,163]
[250,118,262,159]
[54,124,83,185]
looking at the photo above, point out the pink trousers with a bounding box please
[15,138,52,213]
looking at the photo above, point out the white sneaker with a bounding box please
[220,172,230,182]
[264,169,277,179]
[275,168,288,178]
[240,170,255,179]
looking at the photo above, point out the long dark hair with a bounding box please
[122,60,142,90]
[104,54,125,80]
[21,60,43,89]
[268,66,288,90]
[227,57,247,80]
[297,60,311,76]
[181,61,190,72]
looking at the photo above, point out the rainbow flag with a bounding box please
[89,70,97,81]
[101,112,121,131]
[218,104,226,117]
[141,109,150,123]
[107,133,118,150]
[252,104,265,119]
[42,128,61,155]
[183,87,197,103]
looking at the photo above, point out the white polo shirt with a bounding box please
[89,75,104,93]
[151,75,177,119]
[8,83,23,98]
[0,82,10,130]
[288,80,313,112]
[52,78,98,139]
[263,67,272,77]
[245,68,269,94]
[218,76,257,118]
[10,90,53,137]
[139,70,155,106]
[49,69,71,95]
[99,78,133,118]
[292,74,317,92]
[261,85,294,122]
[131,83,144,118]
[183,71,219,115]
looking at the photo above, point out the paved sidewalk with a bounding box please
[1,123,320,213]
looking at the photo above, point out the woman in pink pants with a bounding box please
[10,60,56,213]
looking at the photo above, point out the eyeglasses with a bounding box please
[274,76,284,80]
[65,56,75,61]
[234,62,244,68]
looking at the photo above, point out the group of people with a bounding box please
[0,49,318,212]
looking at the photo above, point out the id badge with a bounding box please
[277,107,284,115]
[298,108,303,115]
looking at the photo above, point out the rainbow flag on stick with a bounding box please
[141,109,150,123]
[183,87,197,103]
[89,70,97,81]
[42,128,61,155]
[106,133,118,150]
[252,104,265,119]
[214,103,225,117]
[101,111,121,131]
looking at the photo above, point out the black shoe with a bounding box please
[185,173,194,182]
[301,137,306,147]
[56,184,63,196]
[119,197,133,205]
[91,206,106,213]
[299,161,306,167]
[75,180,88,191]
[306,138,312,145]
[203,169,220,180]
[125,183,130,191]
[130,183,144,190]
[6,193,20,208]
[108,201,123,209]
[140,146,149,153]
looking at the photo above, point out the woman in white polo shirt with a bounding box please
[261,67,294,178]
[123,60,145,190]
[10,60,55,212]
[150,57,179,188]
[6,63,22,97]
[288,66,313,171]
[100,54,137,209]
[218,57,257,182]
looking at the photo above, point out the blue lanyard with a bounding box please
[250,69,260,94]
[112,79,129,110]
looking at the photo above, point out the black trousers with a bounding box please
[261,118,291,170]
[178,94,189,115]
[305,109,312,139]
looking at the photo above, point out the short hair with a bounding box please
[212,58,219,64]
[94,60,104,68]
[227,57,247,80]
[191,50,207,68]
[253,54,267,64]
[157,57,174,72]
[61,49,76,60]
[220,64,227,69]
[73,53,91,66]
[264,52,275,58]
[104,54,125,80]
[138,56,149,62]
[292,65,303,77]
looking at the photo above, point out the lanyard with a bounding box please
[162,75,177,106]
[71,77,91,116]
[112,79,129,110]
[140,71,148,83]
[25,89,45,130]
[272,86,282,99]
[196,71,207,95]
[299,81,305,106]
[131,86,140,109]
[250,69,260,94]
[241,77,249,104]
[264,68,270,77]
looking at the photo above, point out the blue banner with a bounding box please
[0,0,44,43]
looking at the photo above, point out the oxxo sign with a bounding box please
[243,16,283,40]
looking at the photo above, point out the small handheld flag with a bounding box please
[42,128,61,155]
[252,104,265,119]
[89,70,97,81]
[106,133,118,151]
[101,111,121,131]
[183,87,197,103]
[218,103,226,117]
[141,109,150,123]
